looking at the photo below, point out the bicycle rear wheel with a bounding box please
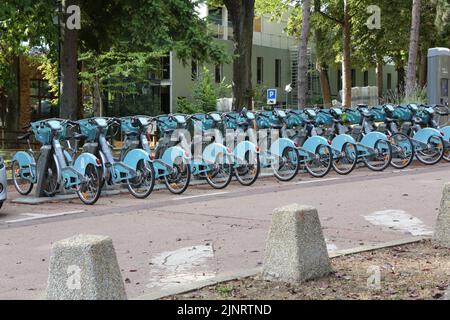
[11,160,34,195]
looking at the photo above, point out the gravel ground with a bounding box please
[167,240,450,300]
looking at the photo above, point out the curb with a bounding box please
[134,236,428,300]
[10,171,276,205]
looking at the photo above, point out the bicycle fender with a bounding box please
[123,149,151,170]
[270,138,296,157]
[439,126,450,142]
[12,151,36,167]
[302,136,329,154]
[162,146,188,167]
[413,128,442,144]
[74,152,101,175]
[360,132,389,149]
[332,134,356,151]
[234,141,259,162]
[203,143,232,164]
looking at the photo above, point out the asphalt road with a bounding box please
[0,162,448,299]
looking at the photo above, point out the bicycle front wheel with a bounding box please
[306,144,333,178]
[415,135,445,165]
[332,142,358,175]
[272,147,299,182]
[390,133,414,169]
[77,163,102,205]
[235,151,260,186]
[206,154,233,189]
[363,139,392,171]
[127,160,155,199]
[164,156,191,194]
[42,154,60,197]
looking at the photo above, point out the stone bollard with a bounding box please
[432,183,450,248]
[263,204,331,283]
[47,234,127,300]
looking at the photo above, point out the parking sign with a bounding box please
[267,89,277,105]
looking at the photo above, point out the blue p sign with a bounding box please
[267,89,277,105]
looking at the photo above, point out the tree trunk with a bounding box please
[418,48,427,88]
[93,78,103,117]
[376,60,383,99]
[313,0,331,107]
[224,0,255,111]
[405,0,422,98]
[342,0,352,107]
[5,57,20,148]
[297,0,311,108]
[318,63,332,107]
[60,0,79,120]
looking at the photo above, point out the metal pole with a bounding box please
[57,0,62,114]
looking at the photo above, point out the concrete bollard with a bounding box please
[263,204,331,283]
[47,234,127,300]
[432,183,450,248]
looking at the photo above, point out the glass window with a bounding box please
[351,69,356,87]
[29,79,56,121]
[441,78,449,97]
[364,71,369,87]
[275,59,281,87]
[257,57,264,85]
[387,73,392,90]
[254,17,262,32]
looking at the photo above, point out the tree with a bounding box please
[297,0,311,108]
[405,0,422,98]
[221,0,256,111]
[60,0,80,120]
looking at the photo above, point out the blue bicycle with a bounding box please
[187,112,234,189]
[223,108,260,186]
[11,119,102,205]
[78,117,155,199]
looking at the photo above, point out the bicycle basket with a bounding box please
[224,112,239,130]
[343,109,362,125]
[315,110,334,126]
[285,110,307,129]
[120,117,139,134]
[256,111,279,129]
[31,122,51,145]
[78,119,100,142]
[393,106,413,121]
[370,107,386,122]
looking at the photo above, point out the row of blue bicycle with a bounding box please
[7,102,450,206]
